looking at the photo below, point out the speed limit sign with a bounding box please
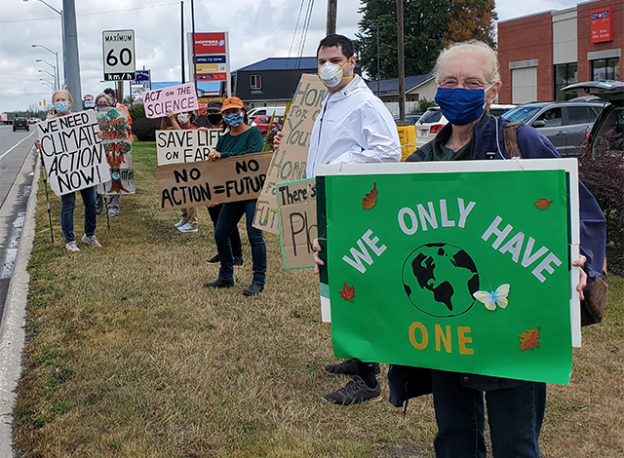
[103,30,136,81]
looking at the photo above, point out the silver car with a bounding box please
[502,100,606,157]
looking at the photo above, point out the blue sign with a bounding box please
[134,70,150,83]
[196,55,226,64]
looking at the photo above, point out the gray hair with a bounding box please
[95,93,113,105]
[52,89,73,104]
[434,40,501,85]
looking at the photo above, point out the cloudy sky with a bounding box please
[1,0,581,112]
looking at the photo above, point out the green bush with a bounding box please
[417,98,436,112]
[128,104,146,121]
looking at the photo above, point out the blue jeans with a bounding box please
[432,370,546,458]
[214,199,266,285]
[61,187,97,243]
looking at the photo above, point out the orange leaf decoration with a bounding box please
[362,182,378,210]
[534,198,553,210]
[519,327,541,351]
[339,283,355,302]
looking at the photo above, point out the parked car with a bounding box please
[250,115,284,136]
[415,104,517,147]
[247,106,286,118]
[562,80,623,156]
[13,117,29,131]
[393,113,423,125]
[502,100,605,157]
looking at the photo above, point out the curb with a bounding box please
[0,147,40,457]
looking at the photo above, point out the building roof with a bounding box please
[237,57,319,72]
[367,74,435,96]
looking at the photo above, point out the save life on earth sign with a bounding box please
[155,128,224,165]
[253,74,326,234]
[37,111,111,196]
[316,159,582,385]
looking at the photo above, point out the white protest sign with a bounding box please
[37,111,111,196]
[143,83,199,119]
[155,128,224,165]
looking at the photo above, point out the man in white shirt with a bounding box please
[277,34,401,405]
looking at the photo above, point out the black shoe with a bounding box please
[243,283,264,296]
[324,359,380,376]
[206,254,220,263]
[203,278,233,288]
[233,256,244,266]
[322,375,381,405]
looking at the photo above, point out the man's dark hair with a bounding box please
[317,34,354,59]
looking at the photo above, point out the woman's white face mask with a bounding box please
[318,60,353,88]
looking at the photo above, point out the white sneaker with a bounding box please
[178,222,198,233]
[82,234,102,247]
[174,219,187,228]
[66,241,80,252]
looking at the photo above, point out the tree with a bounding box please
[355,0,496,80]
[442,0,497,47]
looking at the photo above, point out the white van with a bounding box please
[247,106,287,118]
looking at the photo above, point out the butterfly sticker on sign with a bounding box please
[473,284,511,311]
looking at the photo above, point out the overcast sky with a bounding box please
[0,0,581,112]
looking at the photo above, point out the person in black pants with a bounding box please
[203,100,243,266]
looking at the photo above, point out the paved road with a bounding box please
[0,125,38,317]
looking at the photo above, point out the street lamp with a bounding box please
[24,0,65,85]
[32,44,60,90]
[38,69,56,82]
[36,59,58,90]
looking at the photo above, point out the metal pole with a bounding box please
[326,0,337,36]
[181,0,185,84]
[376,23,380,96]
[190,0,198,96]
[38,149,55,243]
[396,0,405,121]
[62,0,82,112]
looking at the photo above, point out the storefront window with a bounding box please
[554,63,578,101]
[592,58,620,81]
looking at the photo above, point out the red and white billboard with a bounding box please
[590,7,613,44]
[188,32,230,87]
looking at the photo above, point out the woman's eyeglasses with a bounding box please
[439,79,488,90]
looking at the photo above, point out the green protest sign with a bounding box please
[316,160,581,385]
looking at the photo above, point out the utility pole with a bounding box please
[181,1,185,84]
[190,0,198,96]
[63,0,82,112]
[376,23,380,96]
[326,0,337,36]
[396,0,406,122]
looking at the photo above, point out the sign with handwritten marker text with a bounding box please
[277,178,317,269]
[143,82,199,119]
[316,160,580,385]
[156,128,224,165]
[253,74,326,234]
[155,152,273,210]
[37,111,111,196]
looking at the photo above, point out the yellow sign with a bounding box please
[396,125,416,161]
[195,64,226,73]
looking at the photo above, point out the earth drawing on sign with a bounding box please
[402,243,479,318]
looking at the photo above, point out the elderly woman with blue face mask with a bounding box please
[385,40,606,458]
[35,89,101,252]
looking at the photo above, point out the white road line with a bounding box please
[0,131,35,161]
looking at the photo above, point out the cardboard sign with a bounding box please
[155,152,273,210]
[277,179,317,269]
[253,74,326,234]
[156,129,224,165]
[96,107,134,195]
[316,159,582,385]
[143,83,199,119]
[37,111,111,196]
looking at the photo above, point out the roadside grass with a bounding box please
[13,141,623,457]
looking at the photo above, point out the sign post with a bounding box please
[103,30,136,82]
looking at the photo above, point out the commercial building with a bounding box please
[498,0,622,103]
